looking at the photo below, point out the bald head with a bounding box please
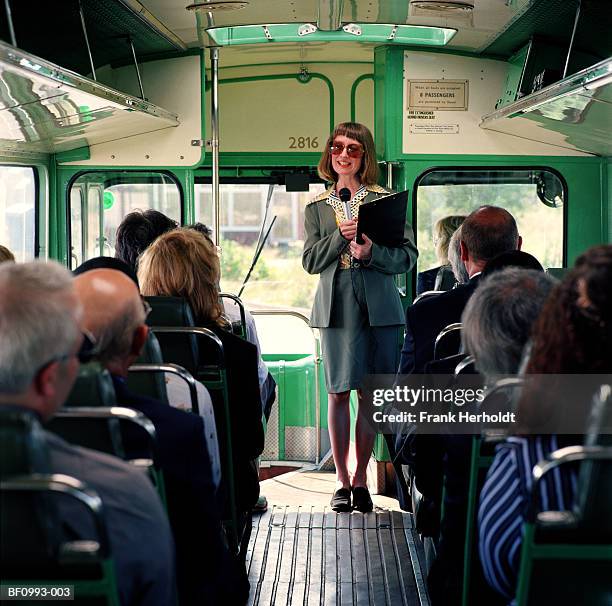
[460,205,521,276]
[74,269,146,371]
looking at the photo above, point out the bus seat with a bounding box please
[423,352,468,375]
[128,363,199,415]
[145,296,200,374]
[515,385,612,606]
[127,331,171,406]
[455,355,476,376]
[47,407,166,507]
[65,363,116,408]
[463,379,523,606]
[219,292,247,339]
[434,323,462,361]
[0,410,120,604]
[413,290,443,305]
[546,267,570,281]
[145,296,246,553]
[0,408,50,476]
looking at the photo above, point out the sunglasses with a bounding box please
[330,142,364,158]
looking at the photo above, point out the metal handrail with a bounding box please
[129,362,199,415]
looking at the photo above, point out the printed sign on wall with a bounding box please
[407,80,468,111]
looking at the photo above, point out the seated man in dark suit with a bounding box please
[399,205,523,375]
[0,261,177,606]
[73,268,249,606]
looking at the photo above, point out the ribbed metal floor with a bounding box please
[246,506,430,606]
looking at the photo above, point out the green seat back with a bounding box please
[145,296,199,375]
[127,332,170,405]
[65,364,116,408]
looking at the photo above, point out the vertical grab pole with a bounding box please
[386,161,394,190]
[4,0,17,46]
[563,0,581,79]
[78,0,97,81]
[210,46,221,246]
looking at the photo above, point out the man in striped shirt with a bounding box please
[461,269,558,602]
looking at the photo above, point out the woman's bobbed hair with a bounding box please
[137,228,225,327]
[317,122,379,186]
[434,215,466,264]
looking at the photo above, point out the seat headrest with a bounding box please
[64,363,116,408]
[145,296,195,327]
[136,331,165,364]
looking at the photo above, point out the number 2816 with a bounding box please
[289,137,319,149]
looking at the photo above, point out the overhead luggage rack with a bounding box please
[0,41,179,155]
[479,57,612,156]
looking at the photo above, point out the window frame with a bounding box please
[0,163,40,260]
[412,165,569,294]
[66,169,184,268]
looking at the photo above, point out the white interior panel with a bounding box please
[402,51,589,156]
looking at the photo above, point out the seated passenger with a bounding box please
[137,228,265,511]
[391,206,524,499]
[414,267,555,606]
[417,215,465,295]
[114,209,178,273]
[478,245,612,602]
[399,205,523,375]
[0,261,177,606]
[188,222,276,421]
[115,210,274,419]
[73,256,216,425]
[73,268,248,606]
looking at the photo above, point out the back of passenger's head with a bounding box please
[74,256,139,288]
[0,245,15,263]
[525,244,612,375]
[138,228,225,326]
[74,269,146,368]
[0,261,81,409]
[115,209,178,272]
[448,226,469,284]
[434,215,466,264]
[482,250,543,277]
[461,206,519,264]
[188,222,213,241]
[462,268,556,379]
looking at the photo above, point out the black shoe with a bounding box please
[330,487,352,512]
[352,486,373,513]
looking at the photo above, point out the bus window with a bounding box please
[70,172,181,265]
[0,166,36,262]
[415,169,565,277]
[195,182,326,314]
[69,186,83,269]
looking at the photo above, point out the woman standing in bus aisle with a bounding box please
[302,122,418,513]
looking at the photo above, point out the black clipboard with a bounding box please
[356,190,409,247]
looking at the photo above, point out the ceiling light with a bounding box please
[186,1,249,12]
[410,1,474,11]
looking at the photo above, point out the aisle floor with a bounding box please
[247,471,430,606]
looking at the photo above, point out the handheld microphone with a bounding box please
[339,188,351,221]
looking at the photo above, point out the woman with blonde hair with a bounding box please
[138,227,264,512]
[417,215,466,295]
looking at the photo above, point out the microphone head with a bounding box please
[339,188,351,202]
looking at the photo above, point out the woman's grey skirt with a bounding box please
[319,268,402,393]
